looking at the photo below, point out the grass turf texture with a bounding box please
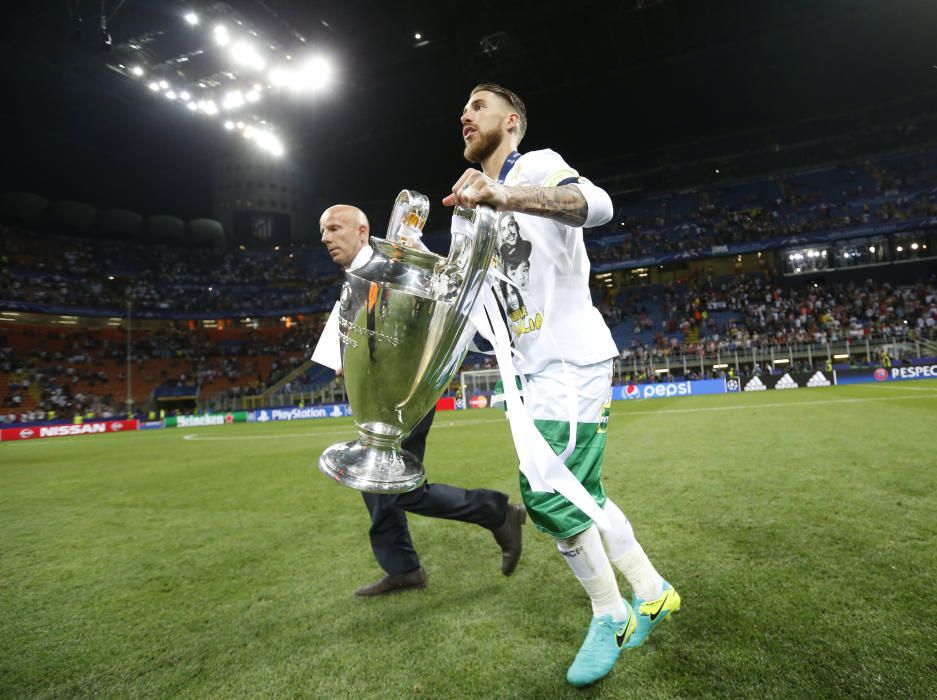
[2,381,936,699]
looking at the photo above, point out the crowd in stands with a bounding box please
[5,142,937,423]
[603,275,937,362]
[0,320,326,424]
[4,148,937,318]
[589,147,937,262]
[0,227,337,313]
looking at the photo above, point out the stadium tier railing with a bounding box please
[614,335,933,383]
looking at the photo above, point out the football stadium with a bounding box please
[2,2,937,698]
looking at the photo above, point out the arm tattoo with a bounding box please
[504,184,588,226]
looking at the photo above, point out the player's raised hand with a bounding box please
[442,168,509,209]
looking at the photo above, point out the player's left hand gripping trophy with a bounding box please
[318,190,497,493]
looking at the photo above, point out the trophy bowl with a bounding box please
[318,191,498,493]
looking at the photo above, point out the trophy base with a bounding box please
[318,440,426,494]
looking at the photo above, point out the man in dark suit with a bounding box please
[319,204,526,596]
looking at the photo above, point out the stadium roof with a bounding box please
[2,0,937,220]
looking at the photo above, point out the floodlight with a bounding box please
[269,67,290,87]
[214,25,230,46]
[184,12,199,26]
[130,65,144,76]
[147,81,160,91]
[255,132,285,157]
[222,90,245,110]
[232,41,265,70]
[198,100,219,115]
[868,246,875,253]
[186,102,197,111]
[897,245,904,252]
[297,56,333,91]
[414,32,422,40]
[236,121,245,129]
[224,120,235,130]
[158,80,169,89]
[245,89,261,103]
[179,90,191,101]
[165,90,177,100]
[911,242,919,250]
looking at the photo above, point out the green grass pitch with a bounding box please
[2,381,936,699]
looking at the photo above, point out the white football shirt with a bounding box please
[494,149,618,375]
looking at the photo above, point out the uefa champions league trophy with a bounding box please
[318,190,498,493]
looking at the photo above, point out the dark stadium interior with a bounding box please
[4,5,937,699]
[2,0,937,424]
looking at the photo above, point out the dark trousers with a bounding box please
[361,408,509,575]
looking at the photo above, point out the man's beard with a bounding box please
[463,128,502,164]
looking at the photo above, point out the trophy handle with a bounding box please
[434,204,498,302]
[386,190,430,246]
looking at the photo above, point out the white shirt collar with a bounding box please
[348,243,373,271]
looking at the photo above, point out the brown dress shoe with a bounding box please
[355,567,428,597]
[491,503,526,576]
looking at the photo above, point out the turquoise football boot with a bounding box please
[624,581,681,649]
[566,606,637,687]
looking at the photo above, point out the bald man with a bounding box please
[319,204,526,596]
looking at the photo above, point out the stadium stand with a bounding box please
[3,140,937,422]
[0,322,326,424]
[587,145,937,264]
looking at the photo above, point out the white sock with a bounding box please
[556,525,628,620]
[600,498,664,601]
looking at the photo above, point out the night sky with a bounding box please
[2,0,937,225]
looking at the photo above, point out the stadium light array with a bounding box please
[121,12,331,159]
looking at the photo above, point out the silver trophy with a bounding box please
[318,190,498,493]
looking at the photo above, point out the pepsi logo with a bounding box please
[624,384,640,399]
[19,428,35,439]
[873,368,888,381]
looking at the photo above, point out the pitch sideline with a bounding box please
[179,390,937,441]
